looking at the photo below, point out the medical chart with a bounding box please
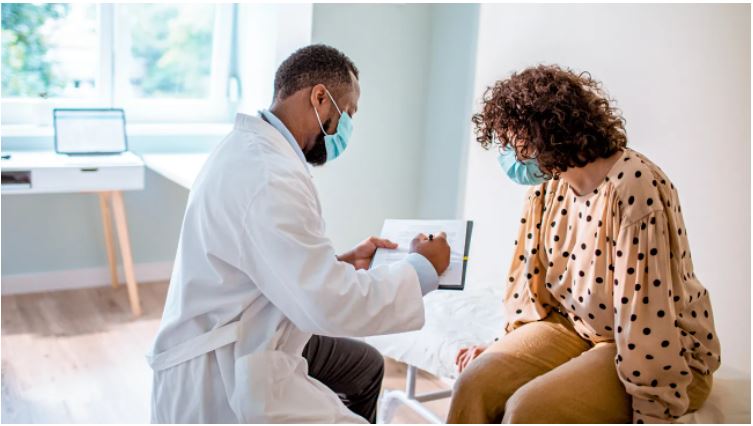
[370,219,472,290]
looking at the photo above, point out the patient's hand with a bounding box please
[338,236,398,270]
[455,345,487,373]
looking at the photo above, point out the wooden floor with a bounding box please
[1,281,450,423]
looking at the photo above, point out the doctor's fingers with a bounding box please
[369,236,398,249]
[435,231,448,241]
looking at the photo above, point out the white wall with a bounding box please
[463,4,750,375]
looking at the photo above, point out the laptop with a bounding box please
[53,108,128,155]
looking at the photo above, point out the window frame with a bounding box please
[1,3,236,126]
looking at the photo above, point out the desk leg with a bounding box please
[110,191,142,317]
[98,192,120,289]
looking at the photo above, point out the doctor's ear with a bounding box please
[309,84,328,106]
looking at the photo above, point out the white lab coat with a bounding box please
[148,113,427,423]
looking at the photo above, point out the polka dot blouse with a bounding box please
[503,148,721,423]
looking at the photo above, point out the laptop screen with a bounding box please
[54,109,127,154]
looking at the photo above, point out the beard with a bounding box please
[304,118,331,166]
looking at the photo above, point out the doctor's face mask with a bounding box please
[310,88,353,165]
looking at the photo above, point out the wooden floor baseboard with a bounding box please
[1,261,173,296]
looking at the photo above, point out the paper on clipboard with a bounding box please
[369,219,472,290]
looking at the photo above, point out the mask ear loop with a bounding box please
[325,89,343,116]
[313,104,329,136]
[313,88,343,136]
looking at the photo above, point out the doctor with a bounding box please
[148,44,451,423]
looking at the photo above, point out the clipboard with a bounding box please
[369,219,474,291]
[440,220,473,290]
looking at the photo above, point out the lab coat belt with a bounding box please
[147,321,240,371]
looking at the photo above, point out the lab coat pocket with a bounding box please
[230,350,354,423]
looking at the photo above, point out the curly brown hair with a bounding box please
[472,65,627,176]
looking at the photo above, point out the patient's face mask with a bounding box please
[497,144,551,186]
[312,89,353,163]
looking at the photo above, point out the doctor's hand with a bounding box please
[338,236,398,270]
[455,344,487,373]
[410,232,450,275]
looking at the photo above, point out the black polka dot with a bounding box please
[653,279,661,287]
[596,277,604,284]
[643,328,651,335]
[647,198,654,206]
[635,283,641,291]
[707,333,713,340]
[633,370,641,377]
[521,218,527,224]
[651,379,658,386]
[628,343,636,350]
[516,309,522,314]
[657,310,665,317]
[618,172,624,179]
[650,248,658,256]
[561,208,568,216]
[661,340,670,348]
[646,354,654,360]
[599,303,606,310]
[627,267,635,275]
[621,297,629,304]
[663,365,672,370]
[628,196,635,205]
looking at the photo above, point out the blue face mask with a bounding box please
[497,145,551,186]
[313,89,353,162]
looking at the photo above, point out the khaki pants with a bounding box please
[447,312,712,423]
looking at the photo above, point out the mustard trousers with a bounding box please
[447,312,712,423]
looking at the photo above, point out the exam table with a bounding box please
[365,284,750,424]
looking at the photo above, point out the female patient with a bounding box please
[448,65,720,423]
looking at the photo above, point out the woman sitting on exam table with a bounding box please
[447,65,720,424]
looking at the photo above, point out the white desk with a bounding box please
[142,153,209,190]
[2,151,145,316]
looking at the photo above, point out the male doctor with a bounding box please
[148,44,450,423]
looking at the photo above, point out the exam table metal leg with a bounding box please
[377,364,452,424]
[110,191,142,317]
[98,192,119,289]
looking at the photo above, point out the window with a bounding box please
[1,3,235,125]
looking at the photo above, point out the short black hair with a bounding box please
[273,44,359,100]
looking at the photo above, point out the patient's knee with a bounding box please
[502,381,552,423]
